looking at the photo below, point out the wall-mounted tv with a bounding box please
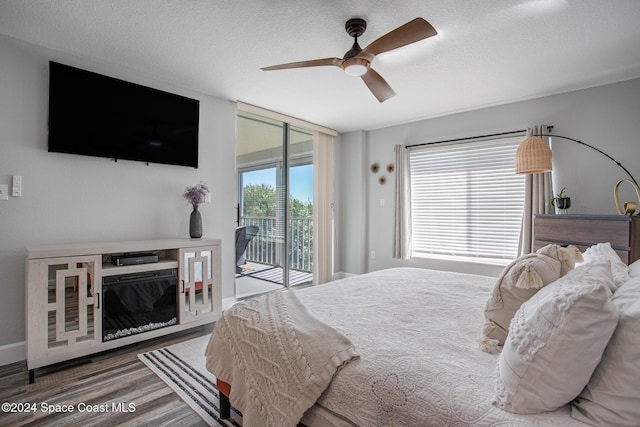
[48,61,200,168]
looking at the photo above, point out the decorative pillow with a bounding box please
[582,242,630,289]
[493,262,619,414]
[479,244,581,354]
[571,276,640,426]
[537,243,584,276]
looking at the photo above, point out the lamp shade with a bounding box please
[515,136,552,174]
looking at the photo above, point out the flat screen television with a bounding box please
[48,61,200,168]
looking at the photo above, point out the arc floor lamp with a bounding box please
[515,127,640,215]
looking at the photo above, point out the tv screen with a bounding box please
[48,61,199,168]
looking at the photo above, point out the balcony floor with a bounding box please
[235,261,313,298]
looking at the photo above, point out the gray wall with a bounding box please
[0,35,237,362]
[335,78,640,278]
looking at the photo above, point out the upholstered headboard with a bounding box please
[534,214,640,265]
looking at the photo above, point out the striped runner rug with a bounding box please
[138,335,241,426]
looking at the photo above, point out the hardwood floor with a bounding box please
[0,324,215,426]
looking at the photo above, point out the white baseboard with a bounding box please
[0,341,25,366]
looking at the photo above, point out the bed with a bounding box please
[205,256,640,427]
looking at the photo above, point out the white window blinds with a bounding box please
[409,136,525,262]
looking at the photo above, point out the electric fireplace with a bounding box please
[102,268,178,342]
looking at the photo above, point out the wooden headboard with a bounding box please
[534,214,640,265]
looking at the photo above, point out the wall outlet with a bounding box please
[370,250,376,259]
[0,184,8,200]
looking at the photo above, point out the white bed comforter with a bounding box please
[295,267,589,427]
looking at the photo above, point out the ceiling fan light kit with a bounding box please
[261,17,437,102]
[343,58,369,76]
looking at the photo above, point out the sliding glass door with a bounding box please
[288,162,313,274]
[235,112,314,298]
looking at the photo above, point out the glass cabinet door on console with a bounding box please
[178,246,221,323]
[26,255,102,367]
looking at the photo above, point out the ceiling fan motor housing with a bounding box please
[342,18,369,75]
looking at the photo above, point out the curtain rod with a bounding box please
[406,129,527,148]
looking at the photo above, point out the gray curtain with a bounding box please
[393,144,412,259]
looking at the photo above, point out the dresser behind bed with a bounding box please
[534,214,640,264]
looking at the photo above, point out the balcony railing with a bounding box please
[241,216,313,273]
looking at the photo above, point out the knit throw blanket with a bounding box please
[205,290,359,427]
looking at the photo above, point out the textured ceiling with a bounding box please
[1,0,640,133]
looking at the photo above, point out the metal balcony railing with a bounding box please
[241,216,313,273]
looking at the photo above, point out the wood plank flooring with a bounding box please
[0,324,214,426]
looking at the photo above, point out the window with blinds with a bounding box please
[409,136,525,262]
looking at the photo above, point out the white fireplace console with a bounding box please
[25,238,222,383]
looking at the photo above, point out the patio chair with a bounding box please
[235,225,259,273]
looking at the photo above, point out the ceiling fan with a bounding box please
[261,17,437,103]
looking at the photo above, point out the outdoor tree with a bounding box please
[242,184,312,217]
[242,183,314,271]
[243,183,276,217]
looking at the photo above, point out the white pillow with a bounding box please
[628,258,640,277]
[582,242,630,289]
[571,276,640,426]
[493,262,619,414]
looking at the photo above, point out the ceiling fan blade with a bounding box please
[357,18,437,62]
[361,69,396,103]
[261,57,342,71]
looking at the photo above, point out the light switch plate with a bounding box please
[12,175,22,197]
[0,184,8,200]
